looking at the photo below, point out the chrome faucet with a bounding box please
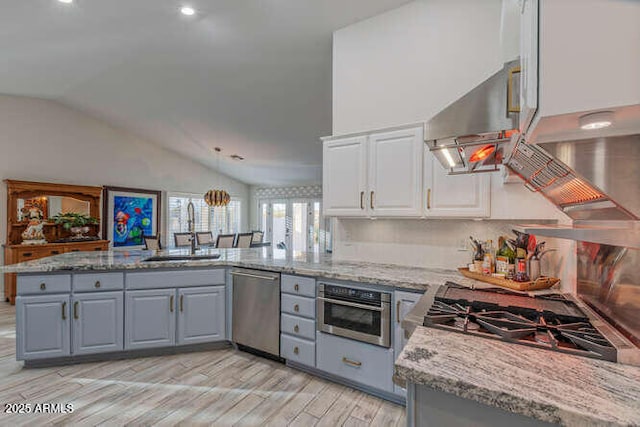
[186,201,197,255]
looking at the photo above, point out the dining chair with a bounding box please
[196,231,214,247]
[235,233,253,248]
[174,232,193,248]
[216,234,236,249]
[250,230,264,244]
[143,235,162,250]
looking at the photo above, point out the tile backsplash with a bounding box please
[333,218,575,292]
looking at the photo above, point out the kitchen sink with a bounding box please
[142,254,221,262]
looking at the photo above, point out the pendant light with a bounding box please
[204,147,231,207]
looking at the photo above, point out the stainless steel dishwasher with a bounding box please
[231,268,281,357]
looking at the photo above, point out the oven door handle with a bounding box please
[317,296,385,312]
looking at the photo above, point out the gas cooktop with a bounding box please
[423,282,617,362]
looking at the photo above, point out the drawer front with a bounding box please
[74,273,124,292]
[16,248,47,261]
[17,275,71,295]
[316,332,394,392]
[281,294,315,319]
[281,334,315,367]
[126,269,225,290]
[281,275,316,298]
[281,313,315,340]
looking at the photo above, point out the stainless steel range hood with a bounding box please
[424,60,520,174]
[508,134,640,248]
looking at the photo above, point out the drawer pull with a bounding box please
[74,301,79,319]
[294,304,299,313]
[23,253,33,257]
[95,281,101,288]
[294,325,299,333]
[40,283,46,290]
[293,346,299,355]
[71,249,80,252]
[342,357,362,367]
[51,251,60,255]
[170,295,174,313]
[294,284,299,292]
[62,302,67,320]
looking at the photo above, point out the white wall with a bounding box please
[333,0,504,135]
[0,95,250,255]
[330,0,575,290]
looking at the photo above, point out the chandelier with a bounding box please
[204,147,231,207]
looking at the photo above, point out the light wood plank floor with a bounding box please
[0,302,405,426]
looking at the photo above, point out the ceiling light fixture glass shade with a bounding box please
[204,147,230,207]
[579,111,614,130]
[180,6,196,16]
[58,0,74,4]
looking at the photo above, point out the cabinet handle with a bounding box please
[427,188,432,210]
[360,191,365,210]
[294,325,299,333]
[71,249,80,252]
[342,357,362,367]
[370,191,375,210]
[293,346,299,355]
[507,66,521,113]
[74,301,79,320]
[180,295,184,312]
[294,284,299,292]
[51,251,60,255]
[396,300,401,324]
[94,281,101,288]
[170,295,174,313]
[294,304,300,313]
[62,302,67,320]
[23,253,33,257]
[40,283,46,291]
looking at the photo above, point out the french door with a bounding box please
[259,199,328,253]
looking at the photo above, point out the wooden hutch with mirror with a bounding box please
[3,180,109,304]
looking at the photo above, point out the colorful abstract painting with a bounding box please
[103,187,161,250]
[112,196,154,247]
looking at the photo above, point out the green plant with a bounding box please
[52,212,98,230]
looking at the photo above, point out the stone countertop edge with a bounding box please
[395,326,640,427]
[0,248,496,292]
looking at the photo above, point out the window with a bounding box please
[168,193,242,246]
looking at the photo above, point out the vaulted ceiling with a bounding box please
[0,0,412,185]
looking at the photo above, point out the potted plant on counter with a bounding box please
[52,212,99,240]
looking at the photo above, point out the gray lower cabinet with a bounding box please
[317,331,394,392]
[177,286,226,345]
[125,289,176,350]
[16,294,71,360]
[72,291,124,355]
[394,290,423,395]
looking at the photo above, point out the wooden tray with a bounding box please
[458,267,560,291]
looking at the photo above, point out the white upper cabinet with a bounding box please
[323,125,423,218]
[519,0,538,133]
[323,136,368,216]
[423,146,491,218]
[368,128,423,216]
[521,0,640,141]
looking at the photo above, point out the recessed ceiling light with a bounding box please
[579,111,614,130]
[180,6,196,16]
[58,0,74,4]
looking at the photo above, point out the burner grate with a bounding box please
[423,283,617,362]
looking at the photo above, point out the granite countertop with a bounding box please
[395,326,640,426]
[0,247,491,292]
